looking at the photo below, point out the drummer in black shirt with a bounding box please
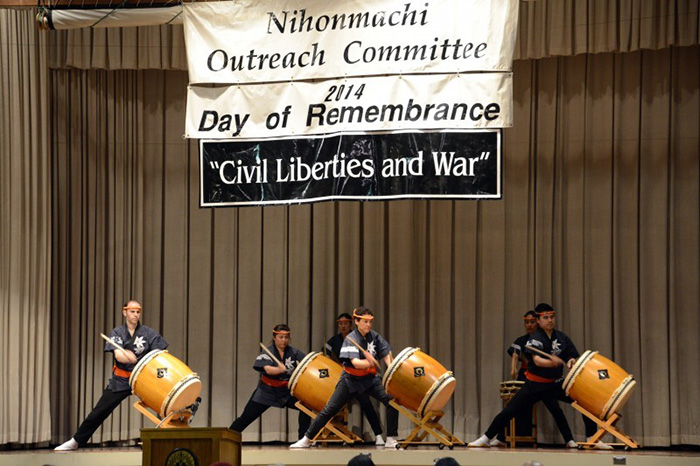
[469,303,611,449]
[229,324,311,440]
[491,309,539,446]
[325,312,384,445]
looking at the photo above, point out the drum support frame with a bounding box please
[389,400,464,449]
[571,401,640,449]
[294,402,363,445]
[133,401,190,429]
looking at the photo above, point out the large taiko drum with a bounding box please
[289,352,342,412]
[129,350,201,421]
[382,347,456,417]
[562,350,636,420]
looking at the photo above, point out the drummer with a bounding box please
[291,307,399,449]
[491,310,539,446]
[325,312,384,445]
[468,303,611,449]
[229,324,311,440]
[55,299,168,451]
[509,310,539,381]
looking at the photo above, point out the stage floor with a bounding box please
[2,444,699,466]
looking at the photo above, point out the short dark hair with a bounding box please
[337,312,352,320]
[347,453,374,466]
[524,310,537,318]
[434,458,460,466]
[534,302,554,314]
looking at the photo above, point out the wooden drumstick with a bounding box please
[526,345,564,363]
[259,342,285,367]
[100,332,126,352]
[100,333,137,363]
[346,336,381,369]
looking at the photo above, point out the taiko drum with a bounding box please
[129,350,201,420]
[382,347,456,417]
[562,350,636,420]
[289,352,343,412]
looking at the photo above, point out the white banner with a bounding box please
[186,73,512,140]
[183,0,519,84]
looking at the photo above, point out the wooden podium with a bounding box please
[141,427,241,466]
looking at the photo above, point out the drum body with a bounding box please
[562,350,636,420]
[289,352,343,412]
[382,347,456,417]
[499,380,525,403]
[129,350,201,419]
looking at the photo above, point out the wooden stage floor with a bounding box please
[2,444,699,466]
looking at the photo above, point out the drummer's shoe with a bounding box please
[290,436,313,449]
[467,435,491,447]
[384,437,399,449]
[489,438,506,447]
[587,437,614,450]
[54,438,78,451]
[375,434,385,446]
[566,440,578,448]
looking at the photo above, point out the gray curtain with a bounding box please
[0,9,52,445]
[48,47,700,446]
[1,1,699,447]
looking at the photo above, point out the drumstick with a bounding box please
[100,333,137,363]
[346,336,381,369]
[526,345,559,361]
[259,342,285,367]
[100,332,126,352]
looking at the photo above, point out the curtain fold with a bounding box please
[46,0,700,70]
[48,46,700,446]
[0,9,52,445]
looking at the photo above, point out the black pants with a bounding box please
[229,396,311,440]
[74,387,131,446]
[355,392,383,436]
[485,380,597,442]
[305,377,398,439]
[496,400,535,442]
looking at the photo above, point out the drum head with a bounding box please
[161,375,202,418]
[289,351,320,396]
[419,373,456,416]
[562,350,596,394]
[382,347,418,388]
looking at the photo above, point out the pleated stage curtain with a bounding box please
[0,9,52,445]
[47,46,700,446]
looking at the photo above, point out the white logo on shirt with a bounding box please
[285,357,295,373]
[113,336,123,346]
[366,341,377,356]
[552,339,562,355]
[133,336,146,355]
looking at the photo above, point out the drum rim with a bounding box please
[161,374,201,418]
[289,351,320,396]
[562,350,597,395]
[601,375,636,419]
[417,371,455,417]
[382,347,418,388]
[129,349,167,389]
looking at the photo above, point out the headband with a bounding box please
[537,310,556,317]
[273,329,290,335]
[123,304,142,311]
[352,309,374,320]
